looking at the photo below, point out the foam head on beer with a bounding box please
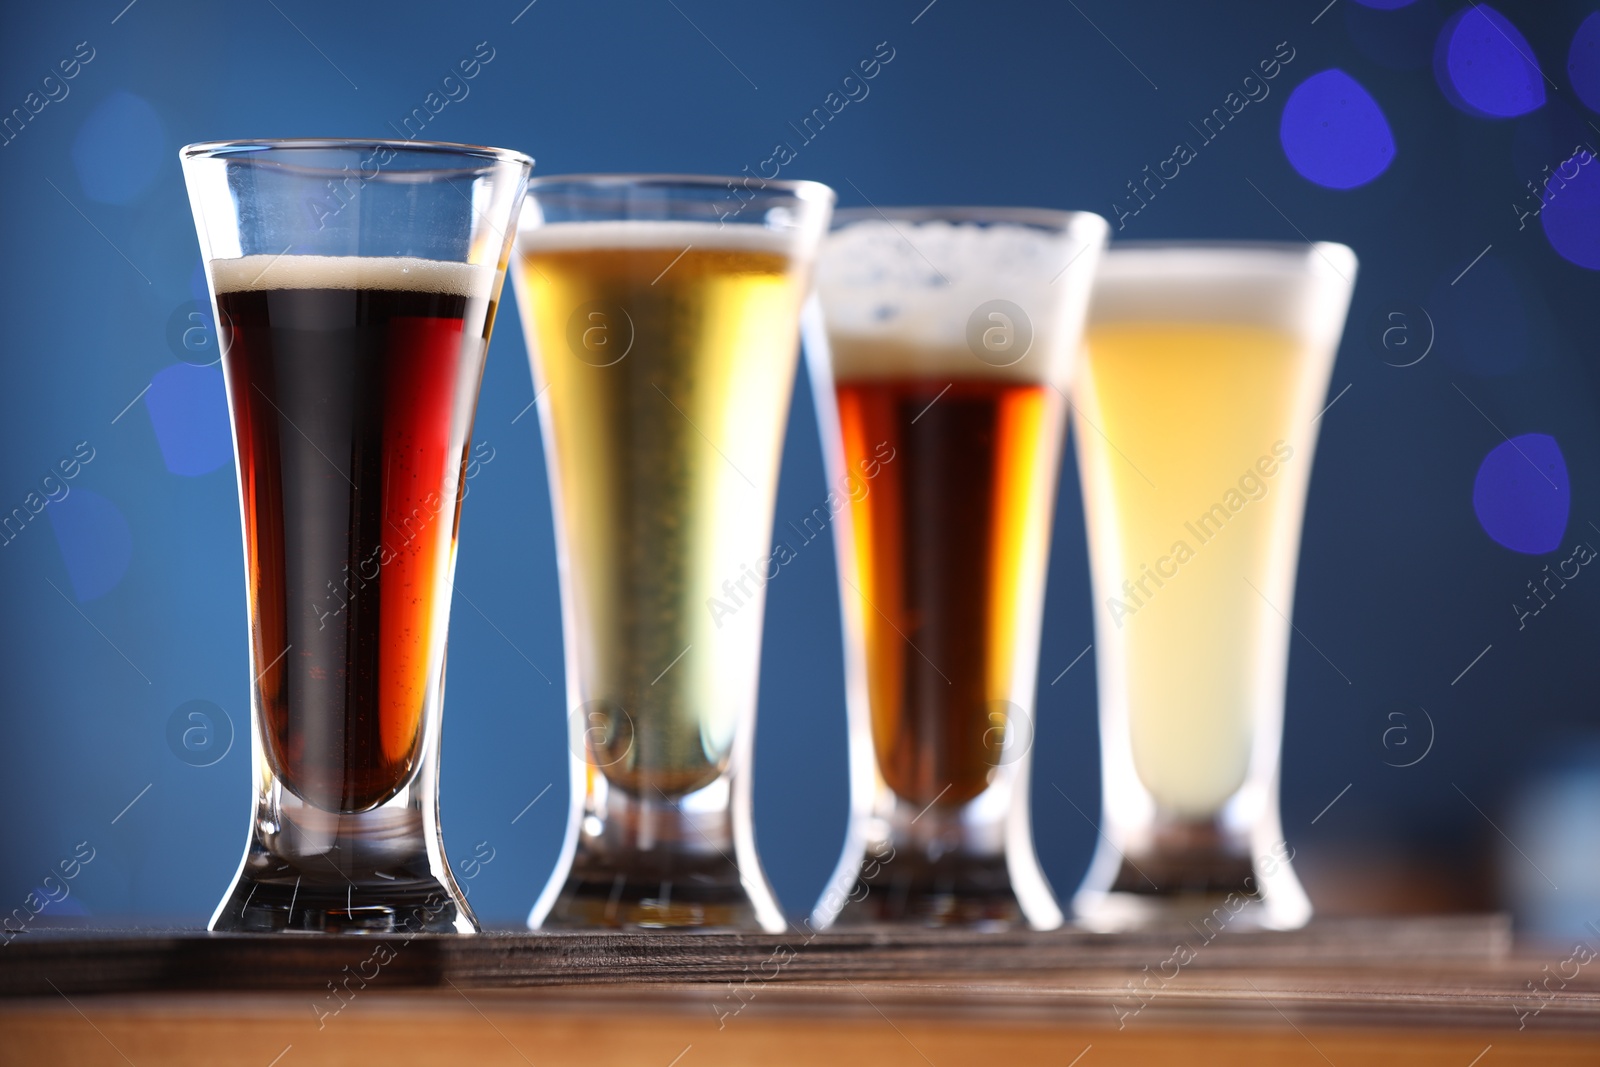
[513,218,814,257]
[210,254,497,299]
[1088,243,1356,350]
[817,217,1100,386]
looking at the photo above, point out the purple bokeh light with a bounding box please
[1473,434,1570,555]
[1540,148,1600,269]
[1509,97,1595,197]
[1279,69,1396,189]
[1434,5,1546,118]
[1570,12,1600,114]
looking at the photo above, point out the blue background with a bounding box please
[3,0,1600,934]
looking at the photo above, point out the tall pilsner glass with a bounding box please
[183,140,532,933]
[1072,242,1356,931]
[809,208,1108,929]
[513,175,834,931]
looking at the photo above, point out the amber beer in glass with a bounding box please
[810,207,1107,928]
[183,139,531,932]
[514,176,834,930]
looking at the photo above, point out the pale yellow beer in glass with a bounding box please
[1073,242,1356,932]
[512,176,833,931]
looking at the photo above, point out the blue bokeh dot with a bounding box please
[1434,5,1546,119]
[47,489,133,601]
[1279,69,1396,189]
[70,91,165,205]
[1473,434,1570,555]
[1429,253,1528,376]
[1541,148,1600,270]
[34,893,90,918]
[1570,12,1600,114]
[1509,97,1595,201]
[144,363,233,477]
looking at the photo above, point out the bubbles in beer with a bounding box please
[514,222,813,799]
[565,301,635,366]
[569,700,635,769]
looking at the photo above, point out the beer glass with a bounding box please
[182,139,532,933]
[1072,242,1356,931]
[512,175,834,931]
[808,207,1108,929]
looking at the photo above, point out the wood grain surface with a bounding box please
[0,915,1512,996]
[4,916,1598,1065]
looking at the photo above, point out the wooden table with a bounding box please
[4,917,1597,1065]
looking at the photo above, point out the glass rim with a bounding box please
[523,172,836,205]
[1102,238,1355,261]
[179,138,534,170]
[830,205,1107,234]
[1097,239,1357,283]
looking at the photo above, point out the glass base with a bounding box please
[1072,813,1310,932]
[532,775,783,932]
[830,849,1026,929]
[210,785,475,934]
[212,867,470,934]
[816,783,1062,931]
[540,851,767,930]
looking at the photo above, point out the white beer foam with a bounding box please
[1090,244,1358,348]
[817,219,1100,384]
[516,219,808,257]
[211,255,495,297]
